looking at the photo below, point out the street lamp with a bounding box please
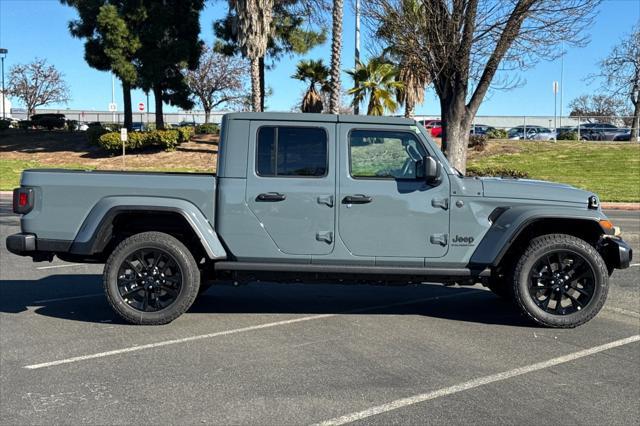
[0,48,7,120]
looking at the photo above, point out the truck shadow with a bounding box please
[0,274,532,327]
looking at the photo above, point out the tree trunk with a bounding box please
[440,93,471,174]
[204,109,211,124]
[329,0,344,114]
[631,100,640,141]
[153,85,164,129]
[250,57,261,112]
[404,99,414,119]
[122,81,132,131]
[259,56,265,111]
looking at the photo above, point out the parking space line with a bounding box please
[23,290,482,370]
[312,335,640,426]
[32,293,103,304]
[36,263,83,270]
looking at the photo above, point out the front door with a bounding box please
[245,121,336,255]
[338,124,450,258]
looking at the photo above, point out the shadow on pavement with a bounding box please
[0,274,532,327]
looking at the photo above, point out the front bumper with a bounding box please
[599,236,633,270]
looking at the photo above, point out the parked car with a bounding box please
[613,130,631,141]
[7,112,632,328]
[507,126,551,140]
[421,119,442,137]
[131,122,146,132]
[470,124,495,135]
[577,123,620,141]
[30,113,66,130]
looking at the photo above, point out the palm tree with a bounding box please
[396,53,430,118]
[292,59,330,113]
[328,0,343,114]
[347,58,403,116]
[233,0,274,112]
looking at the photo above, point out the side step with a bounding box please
[213,262,490,277]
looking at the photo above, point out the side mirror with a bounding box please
[423,156,440,183]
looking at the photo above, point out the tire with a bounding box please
[103,231,200,325]
[512,234,609,328]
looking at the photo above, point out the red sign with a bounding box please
[138,102,145,112]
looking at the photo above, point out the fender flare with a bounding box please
[69,196,227,260]
[469,205,607,268]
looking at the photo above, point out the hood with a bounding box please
[480,177,593,205]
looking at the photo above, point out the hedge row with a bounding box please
[97,127,194,152]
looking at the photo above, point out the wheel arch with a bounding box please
[469,207,609,271]
[69,196,227,261]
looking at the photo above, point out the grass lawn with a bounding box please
[468,141,640,202]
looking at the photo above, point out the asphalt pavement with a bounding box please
[0,198,638,425]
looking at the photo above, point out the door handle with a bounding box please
[256,192,286,202]
[342,194,372,204]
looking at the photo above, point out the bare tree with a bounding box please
[8,58,70,117]
[596,26,640,140]
[186,45,249,122]
[569,94,626,124]
[365,0,599,172]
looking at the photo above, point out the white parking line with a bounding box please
[36,263,83,270]
[23,290,482,370]
[32,293,103,304]
[313,335,640,426]
[629,263,640,267]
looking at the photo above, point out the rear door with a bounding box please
[245,121,336,255]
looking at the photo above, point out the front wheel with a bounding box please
[512,234,609,328]
[104,231,200,325]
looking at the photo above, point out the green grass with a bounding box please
[469,142,640,202]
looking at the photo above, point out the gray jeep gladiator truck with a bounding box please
[7,113,633,327]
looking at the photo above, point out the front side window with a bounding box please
[257,126,327,177]
[349,130,427,179]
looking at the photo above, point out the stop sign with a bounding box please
[138,102,145,112]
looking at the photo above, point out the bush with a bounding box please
[177,126,194,143]
[557,130,579,141]
[466,166,529,179]
[98,132,124,150]
[196,123,219,134]
[486,128,508,139]
[0,119,10,130]
[468,134,487,151]
[87,126,110,145]
[148,129,180,151]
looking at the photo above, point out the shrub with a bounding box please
[98,132,124,150]
[466,166,529,179]
[486,128,508,139]
[87,126,110,144]
[468,134,487,151]
[557,130,578,141]
[196,123,219,134]
[147,129,180,151]
[177,126,194,143]
[18,120,33,129]
[0,119,10,130]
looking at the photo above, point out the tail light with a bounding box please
[12,187,34,214]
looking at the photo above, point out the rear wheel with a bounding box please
[512,234,608,328]
[104,231,200,325]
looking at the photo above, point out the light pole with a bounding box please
[354,0,360,115]
[0,48,7,120]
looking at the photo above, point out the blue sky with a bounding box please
[0,0,639,116]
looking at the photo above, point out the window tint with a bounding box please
[257,126,327,177]
[349,130,426,179]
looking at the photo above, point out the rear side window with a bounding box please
[256,126,327,177]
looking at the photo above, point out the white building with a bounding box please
[0,90,11,119]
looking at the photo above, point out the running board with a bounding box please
[213,262,491,277]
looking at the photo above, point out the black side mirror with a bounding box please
[423,156,440,183]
